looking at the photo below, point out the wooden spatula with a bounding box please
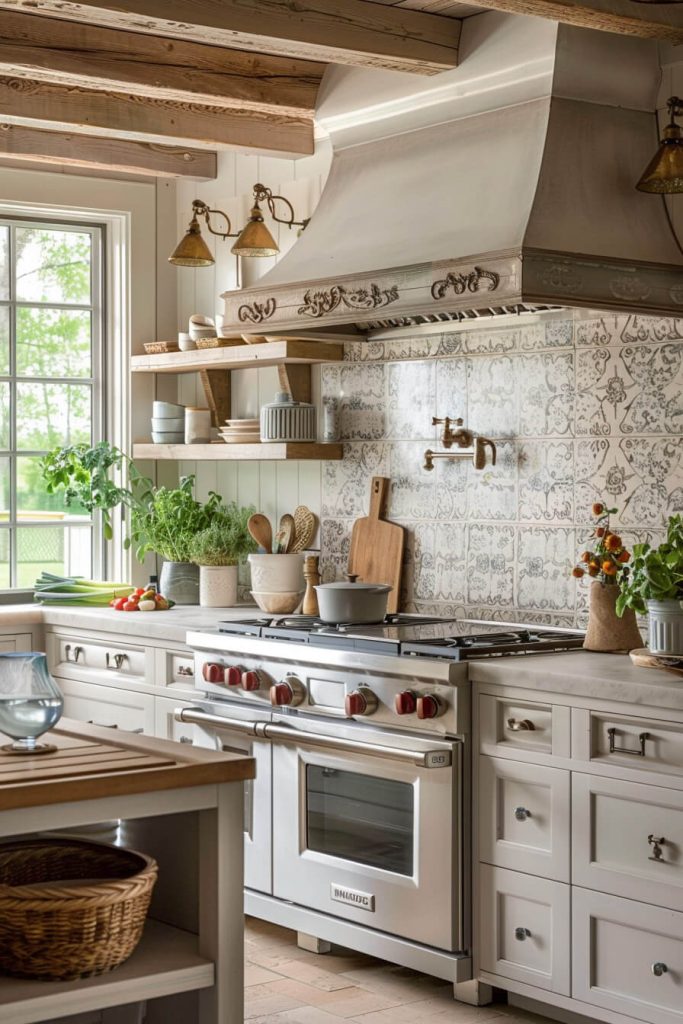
[274,514,295,554]
[248,513,273,553]
[348,477,404,614]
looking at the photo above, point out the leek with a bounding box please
[33,573,134,605]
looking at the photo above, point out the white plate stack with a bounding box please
[218,418,261,444]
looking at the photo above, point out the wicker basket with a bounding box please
[0,838,158,981]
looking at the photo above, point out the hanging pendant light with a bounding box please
[636,96,683,194]
[231,202,279,257]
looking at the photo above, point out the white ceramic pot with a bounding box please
[647,599,683,655]
[248,552,304,593]
[185,407,212,444]
[199,565,238,608]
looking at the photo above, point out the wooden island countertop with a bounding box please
[0,717,255,812]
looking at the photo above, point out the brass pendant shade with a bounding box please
[168,216,215,267]
[637,98,683,195]
[231,205,279,257]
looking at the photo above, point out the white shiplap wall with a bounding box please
[170,144,332,534]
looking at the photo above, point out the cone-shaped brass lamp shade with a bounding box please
[231,205,279,257]
[168,216,215,267]
[637,120,683,194]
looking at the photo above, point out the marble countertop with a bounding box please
[469,650,683,711]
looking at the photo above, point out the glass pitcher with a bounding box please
[0,652,63,753]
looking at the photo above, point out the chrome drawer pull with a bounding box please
[648,835,666,861]
[106,652,128,671]
[607,727,650,756]
[179,736,194,744]
[514,807,531,821]
[177,666,194,677]
[652,962,668,977]
[507,718,536,732]
[87,720,118,729]
[65,644,83,663]
[515,927,531,941]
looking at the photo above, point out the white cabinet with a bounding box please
[60,677,155,735]
[479,756,570,881]
[573,887,683,1024]
[0,633,32,652]
[572,708,683,782]
[478,864,570,995]
[48,632,150,688]
[479,694,570,760]
[155,695,198,746]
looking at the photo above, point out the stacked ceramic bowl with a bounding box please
[218,418,261,444]
[152,401,185,443]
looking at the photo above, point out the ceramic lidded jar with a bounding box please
[260,392,316,443]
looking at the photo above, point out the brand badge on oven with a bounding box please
[331,884,375,912]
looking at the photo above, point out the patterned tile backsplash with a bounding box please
[319,312,683,627]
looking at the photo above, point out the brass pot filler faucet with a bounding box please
[423,417,497,472]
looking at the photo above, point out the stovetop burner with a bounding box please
[218,615,584,657]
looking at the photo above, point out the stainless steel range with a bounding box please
[177,616,583,994]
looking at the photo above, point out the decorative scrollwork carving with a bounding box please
[431,266,500,301]
[298,283,400,318]
[238,298,277,324]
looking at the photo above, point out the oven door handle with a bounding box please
[175,708,453,769]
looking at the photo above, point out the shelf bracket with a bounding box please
[200,369,232,428]
[277,363,311,404]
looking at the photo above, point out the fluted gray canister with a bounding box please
[260,392,316,443]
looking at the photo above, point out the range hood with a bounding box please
[222,13,683,335]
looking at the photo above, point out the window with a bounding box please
[0,219,104,589]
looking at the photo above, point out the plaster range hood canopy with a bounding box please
[222,13,683,335]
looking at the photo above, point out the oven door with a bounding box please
[271,714,461,951]
[180,700,272,895]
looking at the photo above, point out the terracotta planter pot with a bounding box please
[583,581,642,653]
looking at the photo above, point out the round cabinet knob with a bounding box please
[515,927,531,942]
[514,807,531,821]
[242,669,265,692]
[270,675,305,707]
[345,688,379,718]
[395,691,417,716]
[224,665,243,687]
[417,694,446,720]
[202,662,224,684]
[652,962,668,977]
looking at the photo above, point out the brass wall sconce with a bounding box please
[424,416,496,471]
[169,184,310,266]
[637,96,683,194]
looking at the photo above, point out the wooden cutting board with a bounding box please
[348,477,404,614]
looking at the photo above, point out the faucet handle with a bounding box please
[474,436,497,470]
[423,450,435,471]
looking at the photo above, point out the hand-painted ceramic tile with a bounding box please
[517,527,576,611]
[462,328,519,354]
[518,441,574,522]
[468,355,519,437]
[518,352,574,436]
[466,440,517,521]
[321,442,391,518]
[320,363,386,440]
[389,442,437,520]
[386,361,435,439]
[466,523,515,606]
[434,357,467,427]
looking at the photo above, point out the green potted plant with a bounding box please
[616,514,683,655]
[189,503,257,608]
[570,502,642,652]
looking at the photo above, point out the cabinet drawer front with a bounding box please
[479,695,569,759]
[574,709,683,780]
[0,633,32,652]
[60,678,154,734]
[49,633,148,684]
[478,864,570,995]
[154,696,197,746]
[156,649,195,689]
[573,772,683,911]
[479,756,570,880]
[573,887,683,1024]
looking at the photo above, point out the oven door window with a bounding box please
[306,764,414,875]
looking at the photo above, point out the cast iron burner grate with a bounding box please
[401,629,585,660]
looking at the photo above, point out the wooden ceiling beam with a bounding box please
[0,124,217,178]
[0,10,324,117]
[0,77,314,156]
[0,0,460,74]
[457,0,683,43]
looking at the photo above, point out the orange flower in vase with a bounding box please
[570,502,642,653]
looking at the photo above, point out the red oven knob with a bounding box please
[224,665,242,687]
[270,675,305,707]
[417,694,446,720]
[395,690,417,715]
[202,662,224,684]
[241,670,264,692]
[345,687,379,718]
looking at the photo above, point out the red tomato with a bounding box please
[113,597,127,611]
[134,587,146,597]
[122,600,140,611]
[128,593,140,604]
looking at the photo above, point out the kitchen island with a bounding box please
[0,719,255,1024]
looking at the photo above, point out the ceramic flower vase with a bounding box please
[159,561,199,605]
[584,581,642,653]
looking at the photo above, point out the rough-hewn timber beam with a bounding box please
[466,0,682,43]
[0,124,217,177]
[0,10,324,116]
[0,77,314,156]
[0,0,461,74]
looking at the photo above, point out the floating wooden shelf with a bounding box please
[0,920,213,1024]
[131,339,343,374]
[133,442,343,461]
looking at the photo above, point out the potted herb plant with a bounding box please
[189,503,257,607]
[571,502,642,652]
[616,514,683,655]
